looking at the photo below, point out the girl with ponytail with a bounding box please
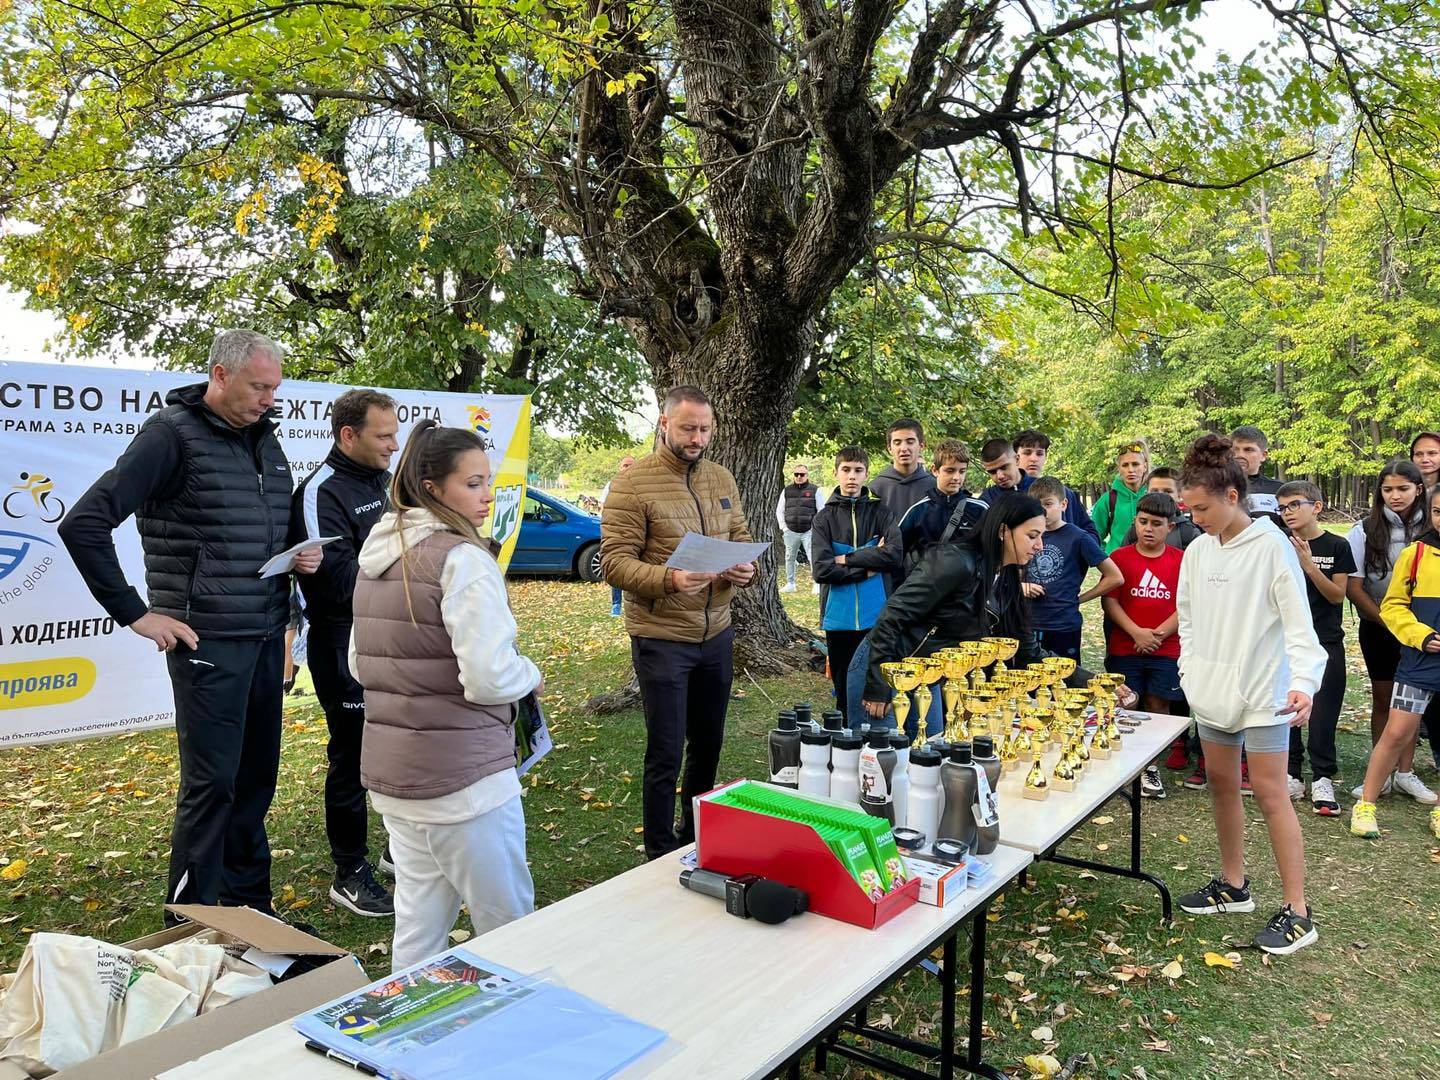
[350,420,543,969]
[1173,434,1326,956]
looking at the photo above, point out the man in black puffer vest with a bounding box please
[59,330,322,919]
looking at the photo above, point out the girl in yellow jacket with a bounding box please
[1353,485,1440,840]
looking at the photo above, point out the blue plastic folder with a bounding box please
[293,948,666,1079]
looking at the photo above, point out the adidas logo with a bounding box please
[1130,569,1172,600]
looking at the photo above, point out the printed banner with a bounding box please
[0,360,530,746]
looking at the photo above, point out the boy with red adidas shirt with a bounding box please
[1103,492,1185,798]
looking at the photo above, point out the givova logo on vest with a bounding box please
[0,657,96,710]
[1130,569,1172,600]
[491,483,523,549]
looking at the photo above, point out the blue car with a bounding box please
[508,488,604,581]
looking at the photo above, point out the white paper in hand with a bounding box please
[663,532,770,574]
[258,536,341,578]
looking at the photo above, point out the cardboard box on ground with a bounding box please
[0,905,367,1080]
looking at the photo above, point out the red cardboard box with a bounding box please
[695,782,920,929]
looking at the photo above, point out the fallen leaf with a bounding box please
[1095,843,1110,852]
[1031,1025,1054,1041]
[1160,959,1183,980]
[449,929,471,944]
[0,860,26,881]
[1091,815,1114,826]
[367,943,388,956]
[83,899,100,912]
[1022,1053,1063,1077]
[1312,1012,1333,1024]
[1004,971,1026,985]
[1203,951,1235,969]
[1142,1040,1172,1053]
[1175,834,1189,843]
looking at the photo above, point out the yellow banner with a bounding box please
[482,396,531,571]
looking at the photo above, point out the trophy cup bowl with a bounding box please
[966,640,997,689]
[984,636,1020,677]
[937,648,976,740]
[880,661,921,737]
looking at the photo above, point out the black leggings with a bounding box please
[1288,641,1346,780]
[826,630,869,719]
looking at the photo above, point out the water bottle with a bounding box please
[797,729,832,795]
[888,732,912,834]
[937,741,979,852]
[767,711,801,788]
[905,744,944,850]
[859,729,898,823]
[971,735,1001,856]
[829,731,863,805]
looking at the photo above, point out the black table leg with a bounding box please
[962,905,1005,1080]
[1039,774,1173,923]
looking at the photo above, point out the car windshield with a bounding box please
[536,491,592,516]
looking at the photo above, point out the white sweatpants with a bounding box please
[382,795,535,971]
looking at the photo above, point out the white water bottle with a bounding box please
[829,731,863,805]
[888,732,911,833]
[905,744,944,850]
[798,730,832,795]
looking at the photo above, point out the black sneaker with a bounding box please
[1140,765,1166,799]
[1254,904,1317,955]
[329,861,395,918]
[377,844,396,878]
[1178,875,1254,915]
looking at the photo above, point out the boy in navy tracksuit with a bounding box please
[812,446,903,721]
[896,439,987,582]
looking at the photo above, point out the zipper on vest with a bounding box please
[686,465,711,639]
[257,471,265,495]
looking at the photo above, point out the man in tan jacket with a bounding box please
[601,386,755,858]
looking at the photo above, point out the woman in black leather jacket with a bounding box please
[862,493,1134,717]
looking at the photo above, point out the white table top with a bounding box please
[161,843,1033,1080]
[994,711,1191,855]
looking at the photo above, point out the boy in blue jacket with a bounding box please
[812,446,903,721]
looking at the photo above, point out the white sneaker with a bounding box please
[1286,776,1305,801]
[1351,774,1394,799]
[1310,777,1341,817]
[781,583,797,594]
[811,582,821,594]
[1393,770,1439,805]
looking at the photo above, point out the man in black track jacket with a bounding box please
[59,330,322,919]
[288,388,398,917]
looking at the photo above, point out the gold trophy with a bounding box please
[1091,721,1112,759]
[1088,676,1113,729]
[1099,673,1126,746]
[1051,753,1077,792]
[984,636,1020,678]
[880,661,921,738]
[1023,757,1050,800]
[961,690,989,744]
[998,729,1019,772]
[912,655,945,741]
[1032,706,1056,752]
[1013,727,1037,763]
[938,648,977,741]
[966,639,997,690]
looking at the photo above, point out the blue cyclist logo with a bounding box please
[0,529,54,581]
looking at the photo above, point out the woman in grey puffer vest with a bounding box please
[351,421,543,970]
[1346,459,1434,798]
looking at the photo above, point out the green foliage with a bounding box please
[995,127,1440,495]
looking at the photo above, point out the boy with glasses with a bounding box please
[776,463,825,593]
[1276,481,1355,815]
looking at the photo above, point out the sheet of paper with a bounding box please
[240,946,296,978]
[258,536,341,578]
[663,532,770,574]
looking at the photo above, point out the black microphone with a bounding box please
[678,869,809,924]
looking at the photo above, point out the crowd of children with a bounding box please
[801,419,1440,956]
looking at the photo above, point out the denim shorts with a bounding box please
[1195,722,1291,754]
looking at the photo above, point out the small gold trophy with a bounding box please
[1023,757,1050,800]
[1091,722,1112,759]
[1032,706,1056,752]
[907,656,943,741]
[1051,754,1077,792]
[880,661,921,739]
[938,648,976,741]
[998,730,1019,772]
[1099,673,1125,746]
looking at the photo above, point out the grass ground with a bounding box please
[4,572,1440,1079]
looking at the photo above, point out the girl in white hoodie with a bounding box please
[1174,435,1326,956]
[351,422,542,969]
